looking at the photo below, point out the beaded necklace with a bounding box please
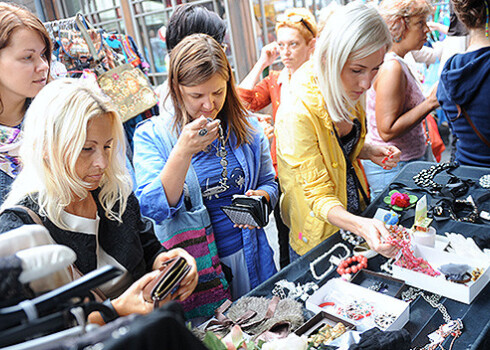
[201,123,229,199]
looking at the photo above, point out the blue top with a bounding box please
[192,138,244,257]
[437,46,490,167]
[133,112,278,288]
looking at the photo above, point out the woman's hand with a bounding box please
[426,83,440,111]
[233,189,270,230]
[152,248,198,301]
[362,143,401,170]
[258,42,280,69]
[175,116,220,156]
[355,217,399,258]
[111,270,162,317]
[257,114,274,140]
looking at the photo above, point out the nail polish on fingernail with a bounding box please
[383,166,387,170]
[389,155,393,159]
[382,158,387,164]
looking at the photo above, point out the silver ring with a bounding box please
[198,128,208,137]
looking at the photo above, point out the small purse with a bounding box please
[143,257,191,308]
[221,195,270,227]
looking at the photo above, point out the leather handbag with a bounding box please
[75,14,158,123]
[143,257,191,308]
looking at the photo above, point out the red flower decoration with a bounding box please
[112,73,119,80]
[391,192,410,208]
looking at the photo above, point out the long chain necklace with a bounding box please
[402,287,463,350]
[201,123,230,199]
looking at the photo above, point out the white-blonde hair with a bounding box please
[314,1,391,123]
[2,78,132,229]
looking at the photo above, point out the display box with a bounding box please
[392,243,490,304]
[295,311,356,337]
[351,269,405,298]
[305,278,409,332]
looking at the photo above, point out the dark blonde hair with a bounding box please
[0,2,52,114]
[275,8,318,43]
[379,0,433,42]
[168,33,252,146]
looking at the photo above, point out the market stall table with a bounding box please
[247,161,490,349]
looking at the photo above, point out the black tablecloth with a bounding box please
[248,161,490,350]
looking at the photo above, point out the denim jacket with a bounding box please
[133,113,278,288]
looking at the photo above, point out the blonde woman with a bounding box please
[134,34,278,300]
[276,2,401,259]
[0,79,198,323]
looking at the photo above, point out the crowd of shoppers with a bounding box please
[0,0,488,333]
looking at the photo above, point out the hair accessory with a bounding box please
[336,255,368,276]
[384,190,418,211]
[276,13,315,36]
[309,242,351,280]
[479,174,490,188]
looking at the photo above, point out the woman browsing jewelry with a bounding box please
[0,79,198,324]
[134,34,278,300]
[275,2,400,259]
[0,3,51,204]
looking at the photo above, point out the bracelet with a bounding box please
[336,255,368,275]
[101,299,119,324]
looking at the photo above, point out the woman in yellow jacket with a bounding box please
[276,2,401,258]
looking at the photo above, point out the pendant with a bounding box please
[202,184,230,199]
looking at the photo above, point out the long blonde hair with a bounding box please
[2,79,132,229]
[168,33,252,146]
[314,2,391,123]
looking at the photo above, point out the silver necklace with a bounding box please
[201,123,230,199]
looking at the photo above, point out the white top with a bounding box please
[61,210,133,298]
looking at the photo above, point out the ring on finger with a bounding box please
[198,128,208,137]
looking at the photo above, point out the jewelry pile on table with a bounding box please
[386,224,440,277]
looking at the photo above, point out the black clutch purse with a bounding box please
[221,195,270,227]
[143,257,191,308]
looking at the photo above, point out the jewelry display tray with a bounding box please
[306,278,409,332]
[392,242,490,304]
[350,270,405,299]
[295,311,356,338]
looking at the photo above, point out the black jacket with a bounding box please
[0,191,165,283]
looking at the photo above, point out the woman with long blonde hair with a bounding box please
[0,79,198,323]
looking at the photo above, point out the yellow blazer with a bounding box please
[275,61,368,256]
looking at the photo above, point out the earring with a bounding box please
[394,36,402,43]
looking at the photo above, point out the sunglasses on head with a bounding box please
[276,14,315,36]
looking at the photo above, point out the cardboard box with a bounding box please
[392,243,490,304]
[305,278,409,332]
